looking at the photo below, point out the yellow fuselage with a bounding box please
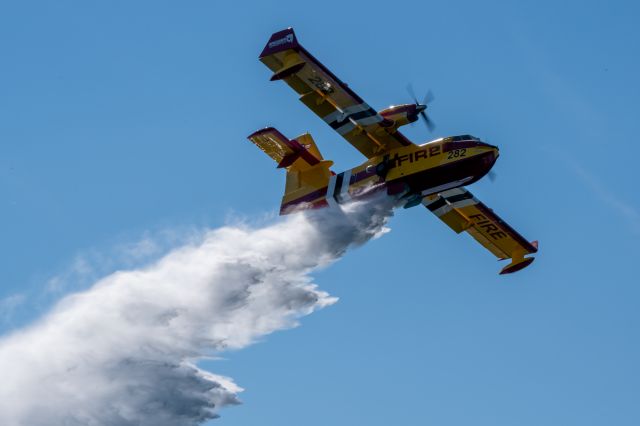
[280,135,498,213]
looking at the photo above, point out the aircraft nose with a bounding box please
[481,141,499,159]
[483,141,498,150]
[481,145,499,169]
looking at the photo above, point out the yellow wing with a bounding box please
[422,187,538,274]
[259,28,414,159]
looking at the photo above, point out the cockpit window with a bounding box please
[452,134,479,141]
[445,135,480,142]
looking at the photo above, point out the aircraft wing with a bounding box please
[259,28,414,159]
[422,187,538,274]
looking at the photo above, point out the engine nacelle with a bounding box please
[378,104,421,128]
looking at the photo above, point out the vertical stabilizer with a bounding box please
[247,128,334,214]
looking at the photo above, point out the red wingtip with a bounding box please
[259,28,300,59]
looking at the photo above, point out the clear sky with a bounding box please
[1,0,639,425]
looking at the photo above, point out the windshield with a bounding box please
[451,135,478,141]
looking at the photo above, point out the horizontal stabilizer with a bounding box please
[276,138,318,168]
[247,127,331,172]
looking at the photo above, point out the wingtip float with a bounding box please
[248,28,538,275]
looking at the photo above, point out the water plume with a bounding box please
[0,196,395,425]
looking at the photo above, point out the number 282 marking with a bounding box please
[447,149,466,159]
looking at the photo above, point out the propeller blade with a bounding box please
[406,83,419,104]
[407,84,436,131]
[420,111,436,132]
[488,170,497,182]
[423,90,435,105]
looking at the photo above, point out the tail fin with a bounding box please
[247,127,334,213]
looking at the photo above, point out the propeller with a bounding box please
[406,84,436,132]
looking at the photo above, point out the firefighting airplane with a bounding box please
[248,28,538,274]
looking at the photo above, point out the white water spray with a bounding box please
[0,197,395,425]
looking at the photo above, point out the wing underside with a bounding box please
[259,28,413,159]
[422,187,538,274]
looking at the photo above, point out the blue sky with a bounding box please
[1,1,639,425]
